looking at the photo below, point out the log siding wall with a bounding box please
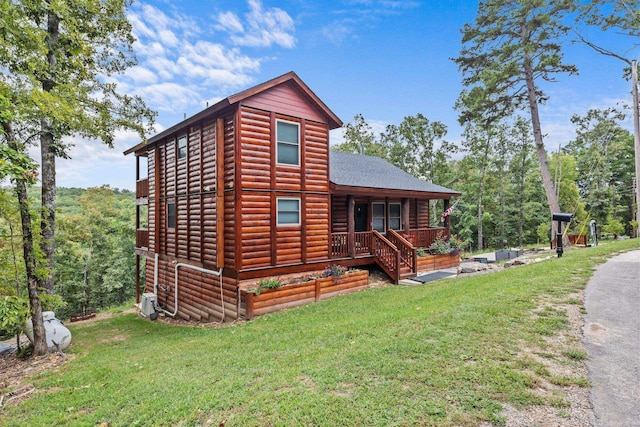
[238,105,330,270]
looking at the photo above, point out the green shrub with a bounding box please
[254,277,284,295]
[0,296,29,339]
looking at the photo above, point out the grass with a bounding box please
[3,239,638,426]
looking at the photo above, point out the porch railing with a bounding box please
[136,228,149,248]
[136,178,149,199]
[372,231,400,284]
[354,231,372,256]
[331,231,373,258]
[408,227,448,249]
[331,232,349,258]
[387,229,417,273]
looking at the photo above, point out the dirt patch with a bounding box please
[0,352,71,408]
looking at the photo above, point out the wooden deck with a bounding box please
[331,227,450,284]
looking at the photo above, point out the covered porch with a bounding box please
[328,193,455,283]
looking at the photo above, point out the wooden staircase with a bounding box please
[372,230,418,284]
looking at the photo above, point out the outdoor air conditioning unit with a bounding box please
[140,293,157,317]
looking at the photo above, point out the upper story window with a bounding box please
[177,136,187,160]
[277,198,300,226]
[276,120,299,166]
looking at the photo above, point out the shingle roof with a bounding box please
[329,151,459,195]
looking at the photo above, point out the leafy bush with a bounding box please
[416,247,427,257]
[322,264,348,277]
[254,277,284,295]
[0,296,29,339]
[429,236,463,256]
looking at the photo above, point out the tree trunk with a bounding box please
[524,59,561,232]
[477,143,489,251]
[2,121,48,355]
[517,140,527,248]
[39,8,60,294]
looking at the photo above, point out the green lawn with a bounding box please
[3,239,639,426]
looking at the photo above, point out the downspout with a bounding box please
[152,253,224,320]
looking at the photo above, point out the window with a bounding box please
[276,120,299,165]
[388,203,401,230]
[277,198,300,226]
[372,202,386,232]
[167,203,176,229]
[177,136,187,160]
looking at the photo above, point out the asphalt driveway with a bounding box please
[583,250,640,427]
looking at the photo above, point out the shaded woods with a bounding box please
[0,186,138,326]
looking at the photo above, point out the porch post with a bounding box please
[347,195,355,258]
[402,198,410,235]
[443,199,451,235]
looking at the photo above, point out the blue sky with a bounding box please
[51,0,638,190]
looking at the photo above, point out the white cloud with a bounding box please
[126,66,158,85]
[51,1,299,188]
[216,11,244,33]
[221,0,296,48]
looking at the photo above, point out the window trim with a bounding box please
[372,202,386,233]
[388,202,402,231]
[275,119,300,166]
[276,197,301,226]
[177,135,187,160]
[167,202,176,230]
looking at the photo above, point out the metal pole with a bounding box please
[632,59,640,238]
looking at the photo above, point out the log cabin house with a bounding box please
[125,71,460,321]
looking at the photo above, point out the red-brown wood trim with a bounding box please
[384,197,389,233]
[186,127,192,259]
[347,195,355,257]
[301,193,307,264]
[270,111,277,266]
[300,119,306,191]
[216,118,225,268]
[270,111,277,189]
[200,120,205,264]
[174,137,178,256]
[135,254,140,303]
[330,183,460,199]
[154,147,161,254]
[234,108,243,271]
[402,197,410,234]
[270,192,277,266]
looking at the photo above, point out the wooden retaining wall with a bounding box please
[416,253,460,272]
[242,270,369,319]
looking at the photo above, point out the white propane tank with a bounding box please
[25,311,72,351]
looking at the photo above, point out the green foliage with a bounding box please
[3,239,637,426]
[0,295,29,338]
[429,235,462,255]
[537,223,551,244]
[254,277,284,295]
[38,292,67,313]
[603,215,625,237]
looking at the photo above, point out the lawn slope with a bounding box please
[3,239,638,426]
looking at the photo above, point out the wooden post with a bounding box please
[443,199,450,235]
[632,59,640,238]
[347,195,355,258]
[216,118,225,267]
[402,198,410,235]
[135,254,140,303]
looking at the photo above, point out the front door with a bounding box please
[354,203,368,232]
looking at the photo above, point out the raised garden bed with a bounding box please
[242,269,369,320]
[416,253,460,272]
